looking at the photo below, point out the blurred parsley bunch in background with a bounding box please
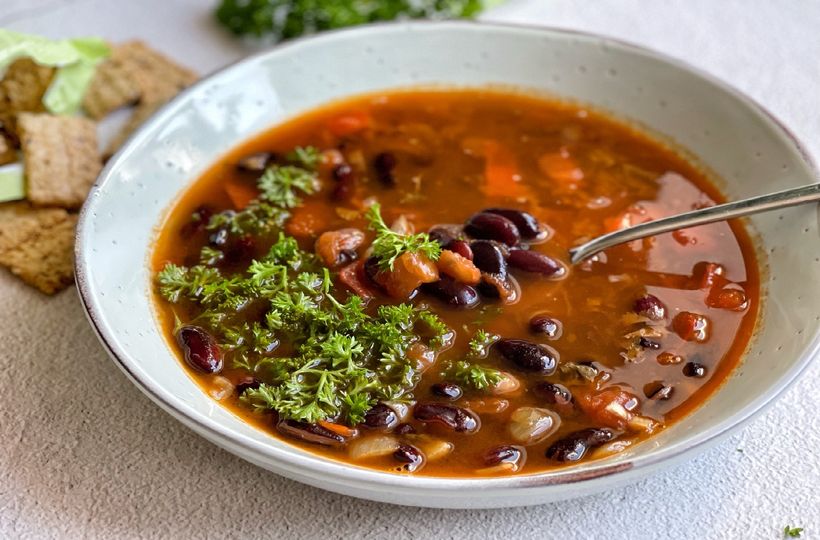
[215,0,497,40]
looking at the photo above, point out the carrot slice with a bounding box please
[327,111,371,137]
[482,140,529,199]
[319,420,357,438]
[285,200,330,238]
[224,180,258,210]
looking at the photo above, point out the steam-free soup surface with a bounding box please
[153,90,758,477]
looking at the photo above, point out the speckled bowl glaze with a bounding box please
[75,22,819,508]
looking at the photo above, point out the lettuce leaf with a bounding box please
[0,164,24,203]
[0,30,110,115]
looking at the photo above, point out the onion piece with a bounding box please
[508,407,560,445]
[349,435,400,460]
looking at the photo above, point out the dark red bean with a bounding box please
[363,403,398,429]
[431,382,463,400]
[331,163,355,201]
[413,403,480,433]
[176,325,223,373]
[332,163,354,182]
[237,151,274,172]
[483,208,545,240]
[644,381,674,400]
[465,212,520,246]
[394,423,416,435]
[363,256,382,285]
[638,337,661,350]
[545,428,615,462]
[421,275,479,308]
[683,362,707,378]
[393,444,424,471]
[447,240,473,260]
[373,152,397,186]
[484,445,525,467]
[209,227,229,247]
[634,294,667,321]
[494,339,558,374]
[470,240,507,277]
[277,420,346,446]
[532,382,573,406]
[529,315,562,339]
[508,250,565,277]
[235,376,260,395]
[477,274,517,301]
[224,235,256,264]
[428,227,458,247]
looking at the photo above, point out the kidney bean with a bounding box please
[362,256,382,285]
[683,362,707,378]
[363,403,398,429]
[494,339,558,374]
[532,382,573,406]
[393,444,424,471]
[237,151,274,172]
[373,152,397,186]
[331,164,355,201]
[483,208,545,240]
[394,423,416,435]
[277,420,346,447]
[529,315,562,339]
[447,240,473,260]
[235,376,261,395]
[428,227,458,247]
[508,250,565,277]
[332,163,354,183]
[176,325,223,373]
[634,294,666,321]
[545,428,615,462]
[470,240,507,277]
[209,227,229,247]
[644,381,674,400]
[421,275,480,308]
[484,445,525,467]
[638,337,660,350]
[431,382,463,400]
[465,212,520,246]
[224,235,256,264]
[413,403,480,433]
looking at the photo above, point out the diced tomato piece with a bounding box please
[285,200,330,238]
[436,249,480,285]
[377,252,439,299]
[672,311,710,342]
[577,389,638,430]
[338,260,378,301]
[706,287,748,311]
[480,140,530,199]
[327,111,371,137]
[223,180,258,210]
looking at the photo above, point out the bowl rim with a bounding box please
[75,20,820,493]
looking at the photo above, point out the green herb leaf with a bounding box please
[0,164,24,203]
[366,202,441,271]
[441,360,503,390]
[258,164,319,209]
[467,329,498,358]
[784,526,803,538]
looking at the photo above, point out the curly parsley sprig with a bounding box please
[365,202,441,271]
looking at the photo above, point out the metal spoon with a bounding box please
[569,182,820,264]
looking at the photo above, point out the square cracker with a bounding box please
[18,113,101,209]
[0,131,16,165]
[0,58,55,142]
[83,40,197,119]
[0,202,76,294]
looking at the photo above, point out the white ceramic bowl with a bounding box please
[75,22,819,508]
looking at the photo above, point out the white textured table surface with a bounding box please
[2,1,819,538]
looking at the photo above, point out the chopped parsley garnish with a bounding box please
[366,202,441,271]
[441,360,503,390]
[784,526,803,538]
[467,329,498,358]
[258,164,319,208]
[157,234,450,425]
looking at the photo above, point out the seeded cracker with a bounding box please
[83,40,197,119]
[0,202,76,294]
[0,58,55,142]
[18,113,101,209]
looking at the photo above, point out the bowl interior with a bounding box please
[76,22,819,504]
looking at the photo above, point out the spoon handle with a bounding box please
[569,182,820,264]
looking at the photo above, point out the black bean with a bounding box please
[447,240,473,261]
[683,362,707,378]
[223,235,256,264]
[277,420,346,447]
[529,315,562,339]
[176,325,223,373]
[470,240,507,277]
[532,382,573,406]
[484,445,525,467]
[483,208,545,240]
[235,376,260,395]
[413,403,480,433]
[363,256,382,284]
[431,382,463,400]
[494,339,558,374]
[644,381,674,400]
[237,151,274,172]
[373,152,397,186]
[330,163,355,201]
[393,444,424,471]
[638,337,661,350]
[634,294,667,321]
[332,163,354,182]
[362,403,398,429]
[465,212,520,246]
[394,423,416,435]
[209,227,229,247]
[545,428,615,462]
[508,250,565,277]
[421,275,480,308]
